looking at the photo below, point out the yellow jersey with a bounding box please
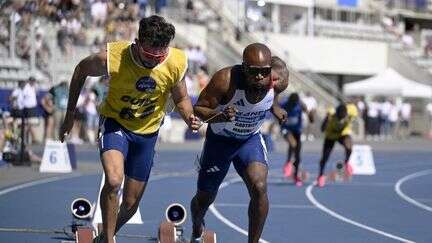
[98,41,188,134]
[324,104,358,140]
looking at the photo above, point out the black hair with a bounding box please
[286,92,299,110]
[271,56,289,81]
[138,15,175,47]
[336,103,347,118]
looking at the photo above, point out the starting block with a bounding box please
[158,203,217,243]
[75,227,95,243]
[327,161,351,182]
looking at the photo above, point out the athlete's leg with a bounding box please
[114,177,146,233]
[115,131,158,234]
[97,118,129,243]
[339,135,353,163]
[286,132,297,162]
[190,132,234,240]
[318,138,336,176]
[242,162,269,243]
[292,133,302,178]
[190,190,217,238]
[233,134,269,243]
[100,150,125,243]
[339,135,353,176]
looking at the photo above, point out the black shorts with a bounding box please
[10,107,39,118]
[323,135,351,148]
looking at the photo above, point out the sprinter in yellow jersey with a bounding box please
[316,103,358,187]
[59,15,201,243]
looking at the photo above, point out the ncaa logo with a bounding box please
[136,76,156,92]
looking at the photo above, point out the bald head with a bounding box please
[242,43,271,66]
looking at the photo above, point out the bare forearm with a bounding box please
[66,65,86,113]
[175,96,194,126]
[194,105,227,123]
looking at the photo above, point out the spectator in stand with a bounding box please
[83,88,98,144]
[9,81,26,120]
[23,77,40,144]
[91,0,108,27]
[427,101,432,138]
[380,99,392,139]
[40,90,55,142]
[196,68,209,92]
[366,99,380,139]
[399,102,412,138]
[49,81,69,139]
[302,92,317,141]
[138,0,149,18]
[91,76,108,104]
[388,100,399,138]
[0,108,10,162]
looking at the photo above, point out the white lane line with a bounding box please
[0,174,83,196]
[215,203,316,209]
[395,169,432,213]
[0,171,192,197]
[305,184,415,243]
[415,198,432,203]
[209,177,270,243]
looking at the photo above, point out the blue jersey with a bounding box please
[282,102,303,133]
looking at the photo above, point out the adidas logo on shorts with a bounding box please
[206,166,220,173]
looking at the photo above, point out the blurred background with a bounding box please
[0,0,432,155]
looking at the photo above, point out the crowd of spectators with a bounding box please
[353,97,414,140]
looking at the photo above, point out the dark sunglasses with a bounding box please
[244,64,272,77]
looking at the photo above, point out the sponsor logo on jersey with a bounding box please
[136,76,156,92]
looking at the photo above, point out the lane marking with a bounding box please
[209,177,270,243]
[306,184,415,243]
[215,203,316,209]
[395,169,432,212]
[0,174,83,196]
[0,171,194,197]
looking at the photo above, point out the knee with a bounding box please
[250,180,267,198]
[105,174,123,192]
[193,191,216,207]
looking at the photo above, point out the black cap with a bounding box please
[29,76,36,81]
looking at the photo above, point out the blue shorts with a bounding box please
[99,117,158,182]
[197,128,269,192]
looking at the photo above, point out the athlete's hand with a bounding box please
[59,111,75,142]
[188,113,202,131]
[222,106,238,122]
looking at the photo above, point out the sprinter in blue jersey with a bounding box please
[280,93,311,186]
[189,45,289,243]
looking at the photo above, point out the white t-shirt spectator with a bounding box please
[23,83,37,108]
[380,101,391,119]
[388,104,399,123]
[303,95,317,112]
[427,103,432,117]
[400,103,412,121]
[367,101,380,118]
[10,88,25,110]
[85,92,98,115]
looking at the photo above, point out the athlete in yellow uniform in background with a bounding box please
[59,15,201,243]
[316,103,358,187]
